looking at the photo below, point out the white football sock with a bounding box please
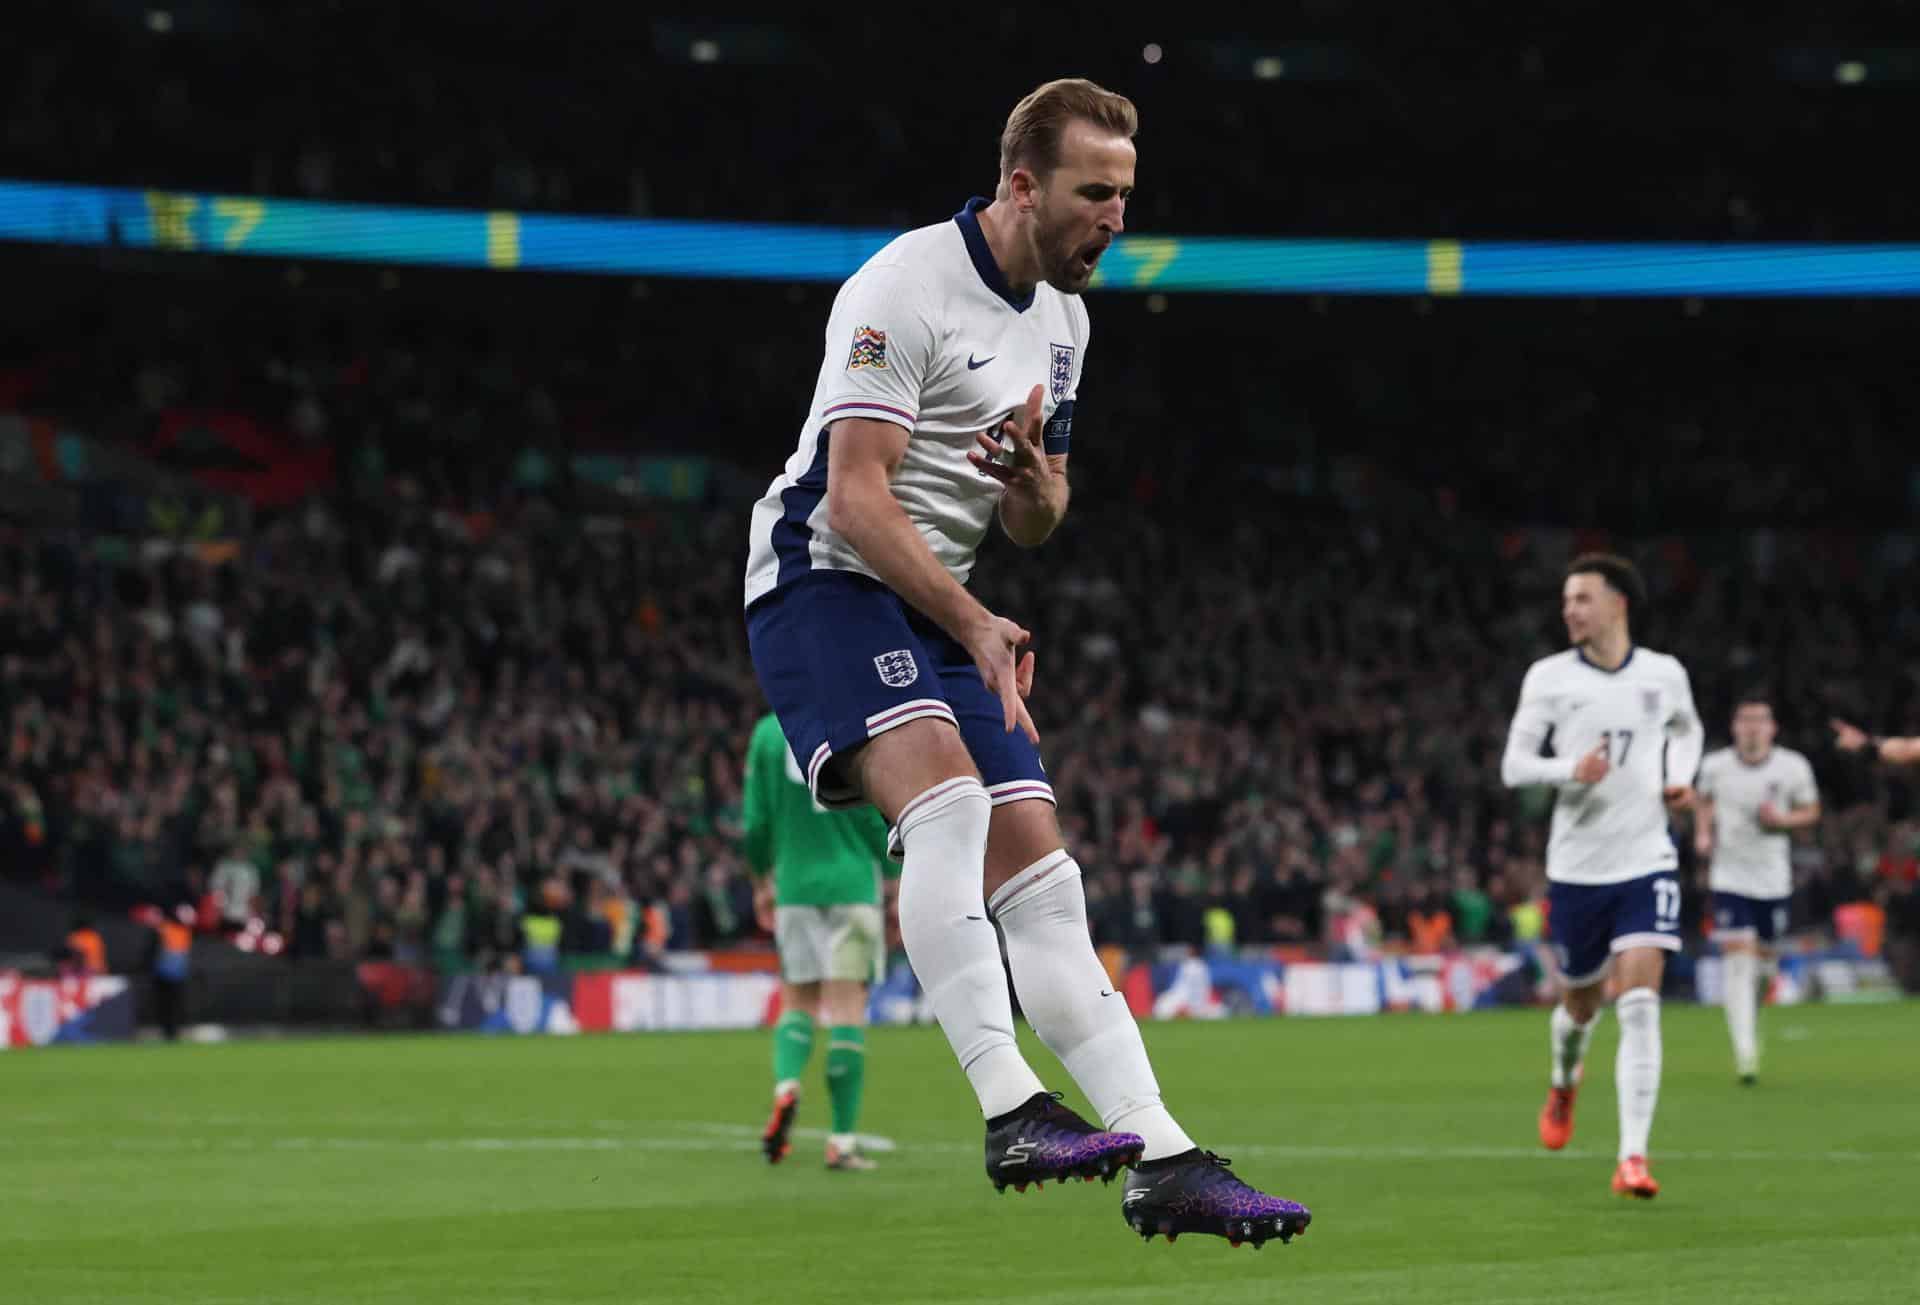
[1549,1002,1600,1089]
[1615,987,1662,1161]
[1722,949,1759,1075]
[991,851,1196,1160]
[894,778,1045,1119]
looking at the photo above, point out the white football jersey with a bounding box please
[744,198,1088,609]
[1501,646,1704,885]
[1697,745,1818,899]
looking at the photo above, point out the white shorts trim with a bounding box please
[806,741,866,811]
[805,702,962,811]
[865,698,957,737]
[807,741,834,792]
[1611,932,1683,955]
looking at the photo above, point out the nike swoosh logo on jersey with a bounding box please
[967,353,995,369]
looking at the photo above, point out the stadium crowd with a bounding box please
[5,262,1920,981]
[4,460,1918,977]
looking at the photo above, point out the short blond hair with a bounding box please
[998,77,1137,181]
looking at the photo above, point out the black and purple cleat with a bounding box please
[985,1092,1145,1193]
[1120,1150,1312,1248]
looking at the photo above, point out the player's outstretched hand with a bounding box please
[967,385,1053,494]
[1830,718,1871,753]
[1663,785,1695,813]
[963,613,1040,743]
[1572,742,1610,785]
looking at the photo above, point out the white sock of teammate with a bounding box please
[1549,1002,1601,1089]
[894,778,1046,1119]
[1615,987,1662,1160]
[1722,949,1759,1076]
[990,851,1196,1160]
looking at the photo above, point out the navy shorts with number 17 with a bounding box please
[1547,870,1682,986]
[746,570,1053,812]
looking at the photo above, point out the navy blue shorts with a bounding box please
[1547,871,1683,986]
[745,570,1053,812]
[1711,891,1789,945]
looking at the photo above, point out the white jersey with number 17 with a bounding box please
[1501,646,1704,886]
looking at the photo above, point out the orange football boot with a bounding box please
[1538,1085,1577,1151]
[1611,1154,1660,1199]
[761,1087,799,1164]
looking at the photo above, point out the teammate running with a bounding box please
[1502,553,1703,1199]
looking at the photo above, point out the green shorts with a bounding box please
[773,903,884,985]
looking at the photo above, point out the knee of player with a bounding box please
[1563,987,1605,1024]
[824,991,870,1026]
[856,722,981,824]
[894,776,993,846]
[782,982,824,1020]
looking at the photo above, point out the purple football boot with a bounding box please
[984,1092,1145,1193]
[1120,1150,1312,1248]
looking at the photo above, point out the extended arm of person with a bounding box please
[1500,665,1580,787]
[828,417,1037,740]
[818,264,1035,737]
[1832,718,1920,765]
[1663,665,1705,806]
[1692,794,1716,856]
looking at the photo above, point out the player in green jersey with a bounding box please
[743,711,897,1171]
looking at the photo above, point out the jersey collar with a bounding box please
[954,197,1036,314]
[1575,644,1636,674]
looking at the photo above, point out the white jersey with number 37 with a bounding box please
[1501,647,1704,886]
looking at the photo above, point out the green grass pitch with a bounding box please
[3,1003,1914,1303]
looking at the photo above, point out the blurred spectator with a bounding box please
[1407,888,1455,955]
[209,844,260,936]
[141,902,195,1041]
[56,911,107,976]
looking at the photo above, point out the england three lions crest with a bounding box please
[1641,688,1662,720]
[1048,343,1074,403]
[874,649,919,688]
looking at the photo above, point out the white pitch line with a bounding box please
[676,1124,1915,1165]
[0,1129,1910,1165]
